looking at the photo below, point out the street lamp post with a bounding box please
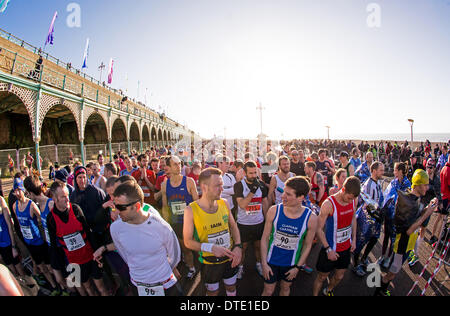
[408,119,414,143]
[256,103,266,137]
[325,126,331,140]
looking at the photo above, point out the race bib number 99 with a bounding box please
[63,232,86,252]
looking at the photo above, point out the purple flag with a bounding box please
[107,58,114,84]
[44,11,58,47]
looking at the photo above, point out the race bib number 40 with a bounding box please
[63,232,86,252]
[208,231,231,250]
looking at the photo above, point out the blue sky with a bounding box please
[1,0,449,140]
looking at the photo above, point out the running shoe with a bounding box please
[255,263,263,277]
[49,289,61,296]
[355,264,367,277]
[408,252,419,267]
[377,289,391,297]
[186,268,197,280]
[60,291,71,297]
[236,265,244,280]
[33,274,47,286]
[300,264,313,274]
[322,288,334,296]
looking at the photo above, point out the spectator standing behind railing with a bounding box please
[34,55,43,75]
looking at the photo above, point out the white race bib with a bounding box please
[63,232,86,252]
[20,226,33,240]
[137,284,165,297]
[170,201,187,216]
[336,226,352,244]
[274,231,300,251]
[208,230,231,250]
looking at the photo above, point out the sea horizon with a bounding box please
[331,133,449,144]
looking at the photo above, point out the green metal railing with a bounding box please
[0,45,165,122]
[0,29,190,132]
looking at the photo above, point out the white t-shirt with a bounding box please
[110,212,181,289]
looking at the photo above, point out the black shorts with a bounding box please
[439,199,449,215]
[171,223,184,240]
[26,243,50,265]
[316,248,351,273]
[264,264,296,284]
[77,260,103,284]
[238,222,265,243]
[201,260,238,285]
[0,245,20,266]
[50,246,69,275]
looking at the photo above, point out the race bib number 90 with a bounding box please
[274,231,300,251]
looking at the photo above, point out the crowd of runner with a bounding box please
[0,138,449,296]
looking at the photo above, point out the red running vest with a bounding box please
[52,204,93,265]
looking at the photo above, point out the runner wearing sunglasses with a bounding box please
[96,181,182,296]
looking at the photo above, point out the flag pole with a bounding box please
[43,11,58,52]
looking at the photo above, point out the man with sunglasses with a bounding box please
[101,181,182,296]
